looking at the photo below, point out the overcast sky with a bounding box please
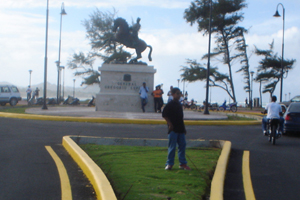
[0,0,299,105]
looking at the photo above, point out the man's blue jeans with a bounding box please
[166,131,187,166]
[262,117,284,132]
[141,97,148,112]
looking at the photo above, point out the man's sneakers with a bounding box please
[277,131,282,138]
[165,164,191,170]
[263,130,268,136]
[264,130,283,138]
[179,164,191,170]
[165,165,173,170]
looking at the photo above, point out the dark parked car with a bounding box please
[283,102,300,134]
[281,95,300,107]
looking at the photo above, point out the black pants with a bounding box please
[154,98,163,112]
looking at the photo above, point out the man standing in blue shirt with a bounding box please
[162,87,191,170]
[139,82,149,112]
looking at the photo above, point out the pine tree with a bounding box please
[184,0,247,102]
[254,40,296,100]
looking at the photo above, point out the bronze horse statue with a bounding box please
[112,18,152,63]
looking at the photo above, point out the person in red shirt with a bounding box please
[151,85,164,113]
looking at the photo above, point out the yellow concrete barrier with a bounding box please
[210,141,232,200]
[62,136,117,200]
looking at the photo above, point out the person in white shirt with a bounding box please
[167,86,173,103]
[262,95,284,135]
[26,86,32,101]
[139,82,149,112]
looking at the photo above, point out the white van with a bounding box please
[0,85,22,106]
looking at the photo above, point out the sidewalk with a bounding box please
[25,106,228,120]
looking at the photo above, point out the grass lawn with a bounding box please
[80,144,221,200]
[226,115,256,120]
[0,107,27,113]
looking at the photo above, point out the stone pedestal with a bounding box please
[96,64,156,112]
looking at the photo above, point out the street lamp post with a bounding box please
[177,79,180,88]
[28,70,32,87]
[42,0,49,110]
[56,2,67,104]
[182,80,185,97]
[273,3,285,102]
[73,79,76,97]
[61,66,65,100]
[250,71,254,110]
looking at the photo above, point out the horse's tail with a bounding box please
[147,45,153,61]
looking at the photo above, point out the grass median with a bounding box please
[0,107,27,113]
[80,144,221,200]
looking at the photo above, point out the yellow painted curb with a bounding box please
[0,112,260,125]
[63,135,231,200]
[243,151,256,200]
[45,146,72,200]
[62,136,117,200]
[210,141,232,200]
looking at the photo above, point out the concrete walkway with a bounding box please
[25,106,228,120]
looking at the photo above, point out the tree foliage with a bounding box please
[184,0,248,102]
[181,59,235,99]
[67,52,100,86]
[254,41,296,99]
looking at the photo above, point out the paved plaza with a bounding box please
[25,106,228,120]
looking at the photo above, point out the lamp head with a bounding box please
[61,9,67,15]
[61,3,67,15]
[273,10,281,17]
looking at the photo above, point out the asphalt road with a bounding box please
[0,118,300,200]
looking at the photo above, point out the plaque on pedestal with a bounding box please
[95,64,156,112]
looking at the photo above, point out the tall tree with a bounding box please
[184,0,247,102]
[234,27,251,102]
[254,40,296,99]
[83,9,117,58]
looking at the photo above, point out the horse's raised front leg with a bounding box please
[129,50,141,63]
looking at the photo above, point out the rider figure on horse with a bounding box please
[112,17,152,62]
[129,17,141,47]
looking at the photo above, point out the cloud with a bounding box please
[139,29,208,58]
[0,0,191,9]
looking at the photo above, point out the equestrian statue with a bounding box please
[112,17,153,63]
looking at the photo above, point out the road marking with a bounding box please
[242,150,256,200]
[45,146,72,200]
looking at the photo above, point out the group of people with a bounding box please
[139,81,285,171]
[26,86,40,101]
[139,83,191,113]
[138,82,165,113]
